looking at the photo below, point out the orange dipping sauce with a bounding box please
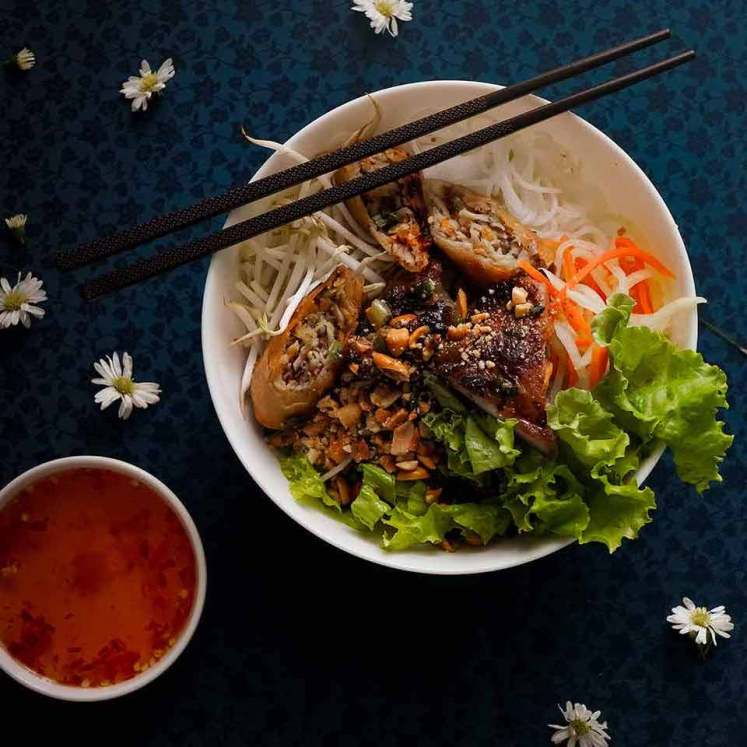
[0,468,197,687]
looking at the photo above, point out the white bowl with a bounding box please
[0,456,207,700]
[202,80,697,575]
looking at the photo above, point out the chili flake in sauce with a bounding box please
[0,468,196,687]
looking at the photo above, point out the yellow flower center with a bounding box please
[112,376,135,396]
[140,72,159,92]
[375,0,396,16]
[2,290,25,311]
[570,719,591,736]
[691,608,711,628]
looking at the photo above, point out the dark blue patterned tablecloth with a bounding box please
[1,1,745,744]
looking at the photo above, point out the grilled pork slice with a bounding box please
[250,265,364,429]
[381,258,455,333]
[432,275,557,456]
[335,148,431,272]
[425,180,555,285]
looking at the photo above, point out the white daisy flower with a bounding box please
[351,0,413,37]
[92,352,161,420]
[667,597,734,647]
[0,272,47,329]
[549,702,610,747]
[5,213,28,244]
[120,58,175,112]
[8,47,35,71]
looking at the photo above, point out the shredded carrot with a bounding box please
[614,237,674,276]
[631,282,654,314]
[618,254,642,274]
[517,260,558,296]
[589,345,609,388]
[563,299,593,347]
[618,253,655,313]
[565,351,578,387]
[562,247,575,282]
[562,237,674,300]
[573,257,606,299]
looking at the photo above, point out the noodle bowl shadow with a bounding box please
[202,81,697,575]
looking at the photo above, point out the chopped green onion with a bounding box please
[366,299,392,328]
[328,341,342,360]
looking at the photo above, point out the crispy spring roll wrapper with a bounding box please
[250,265,364,429]
[334,147,432,272]
[424,180,555,285]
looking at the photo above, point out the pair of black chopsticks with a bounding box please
[56,29,694,300]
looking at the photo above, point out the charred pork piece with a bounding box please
[250,266,364,429]
[432,275,557,456]
[425,180,555,285]
[379,258,455,334]
[335,148,432,272]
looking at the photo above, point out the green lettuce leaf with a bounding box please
[382,500,511,550]
[548,388,629,471]
[350,464,396,530]
[360,463,396,503]
[423,408,519,478]
[595,312,733,492]
[394,479,429,515]
[465,415,520,473]
[351,484,391,531]
[504,453,590,538]
[422,408,465,454]
[421,408,481,482]
[382,506,454,550]
[580,473,656,552]
[591,292,634,345]
[279,453,341,511]
[279,453,363,530]
[438,502,512,544]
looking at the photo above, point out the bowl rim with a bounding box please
[201,78,697,575]
[0,455,207,701]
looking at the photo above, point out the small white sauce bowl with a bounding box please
[0,456,207,701]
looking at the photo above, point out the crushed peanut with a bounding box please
[394,459,419,471]
[372,351,412,381]
[419,455,438,470]
[425,487,443,505]
[511,286,528,305]
[396,466,430,481]
[463,531,483,547]
[447,323,471,340]
[385,327,410,356]
[408,325,430,348]
[456,287,468,320]
[370,385,400,408]
[390,313,417,328]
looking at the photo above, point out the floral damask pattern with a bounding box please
[1,0,745,744]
